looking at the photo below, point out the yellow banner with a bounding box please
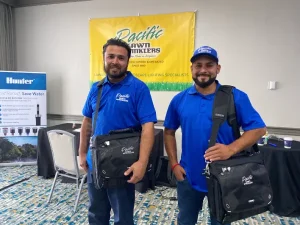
[89,12,195,91]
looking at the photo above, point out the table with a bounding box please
[260,139,300,216]
[37,123,164,193]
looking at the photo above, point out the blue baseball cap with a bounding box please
[190,46,218,63]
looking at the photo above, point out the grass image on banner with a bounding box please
[89,12,195,91]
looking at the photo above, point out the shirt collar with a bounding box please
[188,80,221,96]
[103,71,133,86]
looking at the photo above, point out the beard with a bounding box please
[104,64,127,80]
[192,74,216,88]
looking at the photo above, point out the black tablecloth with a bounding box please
[135,128,164,193]
[260,139,300,216]
[37,123,164,193]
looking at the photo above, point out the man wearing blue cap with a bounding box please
[163,46,266,225]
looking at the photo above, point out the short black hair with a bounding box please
[102,38,131,59]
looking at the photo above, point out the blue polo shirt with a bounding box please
[164,81,266,192]
[82,71,157,169]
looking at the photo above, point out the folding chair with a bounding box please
[47,129,87,212]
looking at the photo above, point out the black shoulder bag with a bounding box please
[204,85,273,224]
[155,156,177,187]
[90,79,141,189]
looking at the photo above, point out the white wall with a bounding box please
[15,0,300,128]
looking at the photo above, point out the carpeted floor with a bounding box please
[0,165,36,191]
[0,166,299,225]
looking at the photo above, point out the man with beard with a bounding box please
[163,46,266,225]
[79,38,157,225]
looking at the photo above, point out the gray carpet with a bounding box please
[0,165,36,191]
[0,166,299,225]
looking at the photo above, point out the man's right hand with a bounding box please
[79,153,88,172]
[172,164,186,181]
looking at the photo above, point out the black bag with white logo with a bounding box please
[204,85,273,224]
[90,79,140,189]
[91,128,140,189]
[155,156,177,187]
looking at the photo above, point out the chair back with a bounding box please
[47,130,80,176]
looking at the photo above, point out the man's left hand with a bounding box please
[124,160,147,184]
[204,143,235,162]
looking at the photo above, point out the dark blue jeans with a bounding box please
[177,178,230,225]
[87,170,135,225]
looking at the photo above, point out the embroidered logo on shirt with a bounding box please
[116,93,130,102]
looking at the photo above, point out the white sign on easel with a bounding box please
[0,71,47,166]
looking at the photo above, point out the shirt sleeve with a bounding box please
[234,89,266,131]
[136,85,157,124]
[163,96,180,130]
[82,84,96,118]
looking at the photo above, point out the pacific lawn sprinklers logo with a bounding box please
[242,175,253,185]
[115,25,164,58]
[121,146,134,154]
[116,93,130,102]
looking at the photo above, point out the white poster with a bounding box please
[0,71,47,166]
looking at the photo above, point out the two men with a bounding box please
[80,40,266,225]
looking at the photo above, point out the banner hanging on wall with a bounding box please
[89,12,195,91]
[0,71,47,166]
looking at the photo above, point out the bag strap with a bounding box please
[92,78,105,137]
[226,85,240,139]
[227,86,260,153]
[209,85,233,148]
[91,78,105,190]
[209,85,259,153]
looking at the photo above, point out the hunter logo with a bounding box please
[6,77,34,84]
[121,146,134,154]
[242,175,253,185]
[115,25,164,58]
